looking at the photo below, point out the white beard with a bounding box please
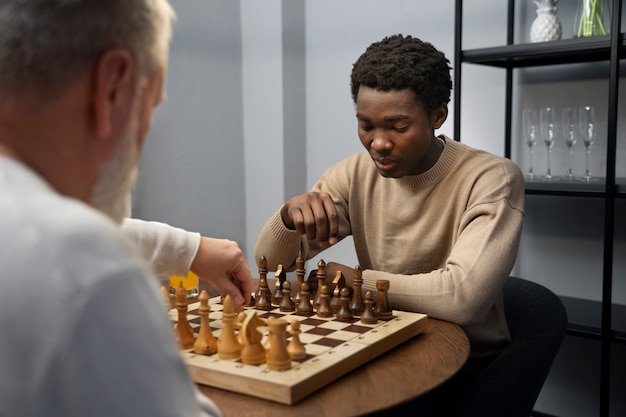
[89,103,141,224]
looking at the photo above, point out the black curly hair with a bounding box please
[350,34,452,116]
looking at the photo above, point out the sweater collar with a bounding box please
[396,134,458,189]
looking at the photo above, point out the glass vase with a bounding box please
[574,0,610,38]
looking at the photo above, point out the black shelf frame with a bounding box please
[454,1,623,416]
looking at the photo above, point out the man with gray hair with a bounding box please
[0,1,236,415]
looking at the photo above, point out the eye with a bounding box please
[394,125,409,133]
[360,124,374,132]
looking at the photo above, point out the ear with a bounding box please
[431,104,448,130]
[92,49,136,138]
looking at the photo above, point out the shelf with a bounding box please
[524,177,626,196]
[461,35,624,68]
[560,296,626,343]
[525,177,606,195]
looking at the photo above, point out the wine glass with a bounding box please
[579,105,596,182]
[540,107,557,180]
[522,108,538,179]
[561,107,579,181]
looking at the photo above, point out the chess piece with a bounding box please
[241,312,266,365]
[329,271,345,313]
[217,295,242,359]
[336,287,354,322]
[348,266,365,316]
[312,259,326,309]
[279,281,296,312]
[236,311,247,345]
[272,265,287,306]
[262,316,274,351]
[374,279,393,321]
[287,320,306,360]
[316,284,334,318]
[255,256,272,309]
[193,290,218,355]
[295,282,314,316]
[266,318,292,371]
[161,285,171,309]
[293,250,305,304]
[360,291,378,325]
[175,282,195,349]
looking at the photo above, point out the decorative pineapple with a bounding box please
[530,0,562,43]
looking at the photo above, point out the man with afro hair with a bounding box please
[255,34,525,414]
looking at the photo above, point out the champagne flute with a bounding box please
[561,107,579,181]
[522,108,538,179]
[579,105,596,182]
[540,107,557,180]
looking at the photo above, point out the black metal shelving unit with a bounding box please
[454,1,624,416]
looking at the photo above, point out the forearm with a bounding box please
[121,218,201,276]
[253,210,308,271]
[361,202,522,326]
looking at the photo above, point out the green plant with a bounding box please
[577,0,607,37]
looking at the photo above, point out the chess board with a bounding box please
[169,296,428,405]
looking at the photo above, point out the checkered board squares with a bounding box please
[169,296,428,405]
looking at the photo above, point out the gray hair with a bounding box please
[0,0,175,98]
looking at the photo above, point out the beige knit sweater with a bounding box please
[254,136,524,357]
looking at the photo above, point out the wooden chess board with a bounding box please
[169,296,428,405]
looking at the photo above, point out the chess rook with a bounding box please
[266,318,292,371]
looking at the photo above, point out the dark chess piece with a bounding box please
[255,256,272,311]
[374,279,393,321]
[336,287,354,322]
[295,282,314,316]
[316,284,334,318]
[272,265,287,306]
[329,271,345,314]
[360,291,378,324]
[279,280,296,312]
[348,266,365,316]
[293,251,305,304]
[312,259,326,309]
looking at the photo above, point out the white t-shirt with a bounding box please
[0,157,221,417]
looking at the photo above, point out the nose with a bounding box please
[370,134,393,153]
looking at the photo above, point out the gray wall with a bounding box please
[133,0,246,246]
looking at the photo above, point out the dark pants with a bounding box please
[366,354,497,417]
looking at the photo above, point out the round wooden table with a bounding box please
[196,313,469,417]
